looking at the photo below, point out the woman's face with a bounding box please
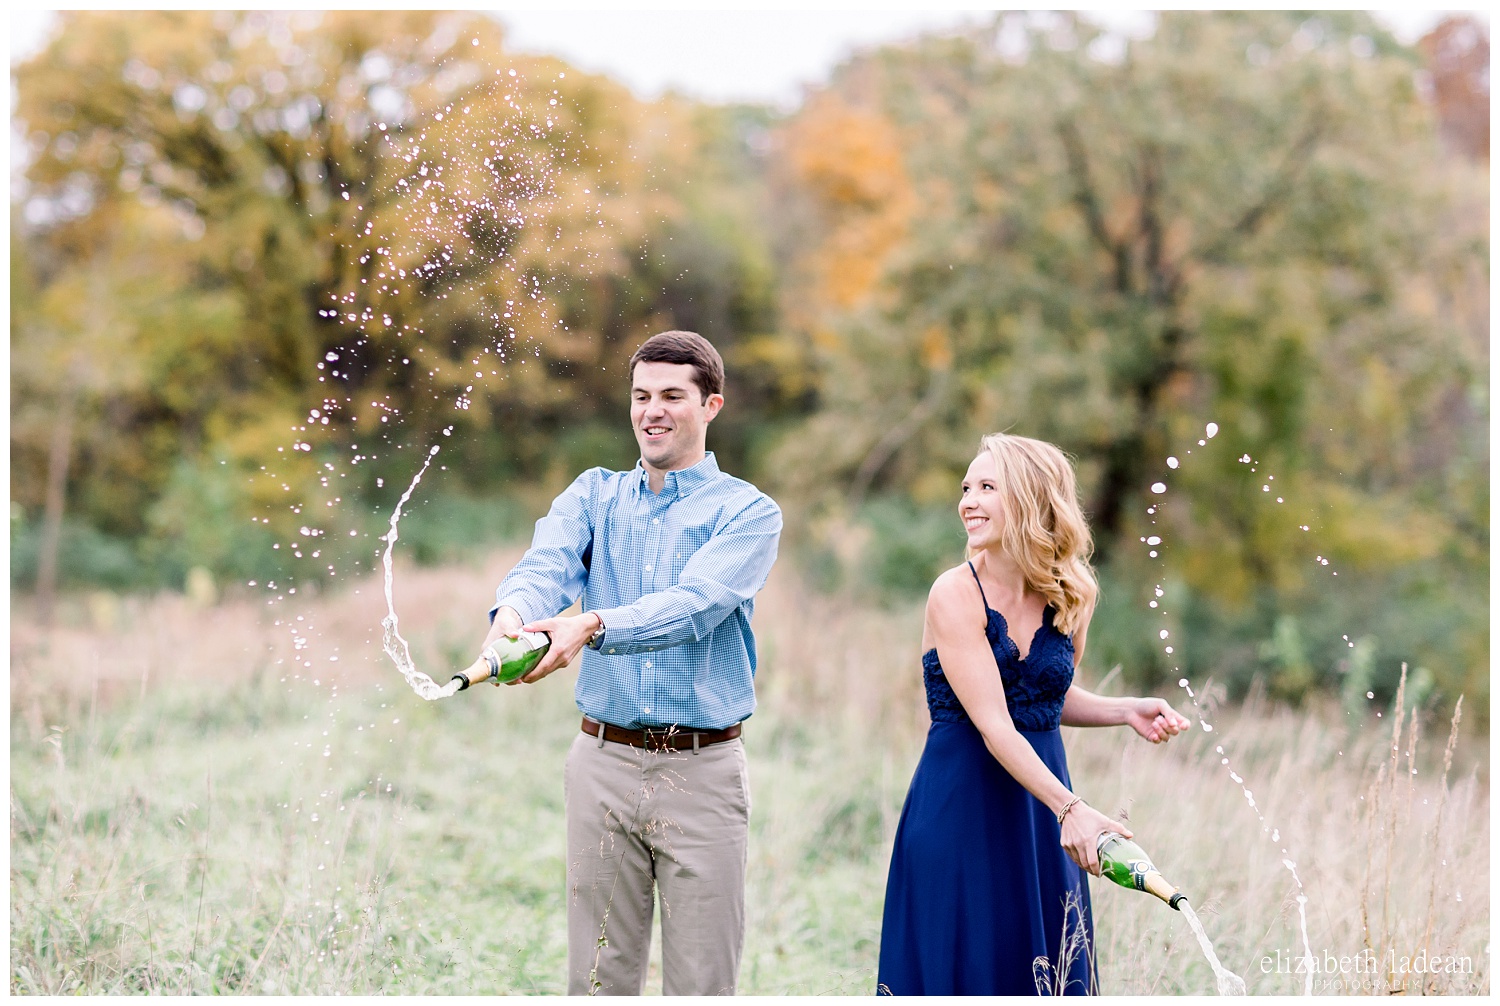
[960,451,1004,551]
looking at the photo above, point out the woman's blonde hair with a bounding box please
[968,433,1098,636]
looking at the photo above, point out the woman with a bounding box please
[877,433,1191,995]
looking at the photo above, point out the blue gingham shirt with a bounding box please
[491,452,782,730]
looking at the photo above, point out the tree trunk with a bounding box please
[35,383,77,627]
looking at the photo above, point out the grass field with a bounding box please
[10,548,1489,994]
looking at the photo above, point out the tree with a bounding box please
[12,11,788,588]
[768,12,1487,706]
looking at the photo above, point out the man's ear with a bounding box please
[704,393,725,422]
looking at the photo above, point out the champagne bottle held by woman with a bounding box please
[1096,831,1186,910]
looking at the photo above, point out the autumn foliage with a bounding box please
[10,11,1488,716]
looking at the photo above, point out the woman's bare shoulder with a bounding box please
[927,563,983,622]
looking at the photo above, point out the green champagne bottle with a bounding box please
[1096,831,1186,910]
[451,631,551,690]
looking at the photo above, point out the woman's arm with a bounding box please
[1060,684,1132,727]
[928,571,1129,874]
[1062,609,1191,741]
[1061,685,1191,742]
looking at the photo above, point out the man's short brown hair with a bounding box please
[628,330,725,402]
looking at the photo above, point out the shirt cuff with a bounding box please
[590,604,639,652]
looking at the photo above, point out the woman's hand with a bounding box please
[1125,697,1191,744]
[1059,801,1131,876]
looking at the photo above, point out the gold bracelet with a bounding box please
[1056,796,1083,825]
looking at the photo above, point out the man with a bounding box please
[482,330,781,995]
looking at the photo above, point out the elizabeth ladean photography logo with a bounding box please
[1261,946,1474,990]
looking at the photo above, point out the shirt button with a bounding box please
[608,648,616,654]
[644,564,653,572]
[643,706,652,715]
[645,661,652,668]
[652,517,660,524]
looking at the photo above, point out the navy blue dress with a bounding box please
[877,563,1094,995]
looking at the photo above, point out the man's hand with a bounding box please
[483,606,525,651]
[509,611,602,685]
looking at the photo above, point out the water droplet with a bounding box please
[1147,536,1161,545]
[1178,678,1189,687]
[1159,629,1170,639]
[1166,456,1179,469]
[1202,722,1213,732]
[1205,422,1218,438]
[1150,482,1166,494]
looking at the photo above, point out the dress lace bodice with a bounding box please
[921,566,1075,732]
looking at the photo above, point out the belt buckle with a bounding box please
[642,725,677,751]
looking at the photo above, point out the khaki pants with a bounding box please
[563,728,751,996]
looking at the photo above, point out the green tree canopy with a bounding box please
[13,10,788,583]
[766,11,1486,708]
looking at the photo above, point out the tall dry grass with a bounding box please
[10,549,1489,994]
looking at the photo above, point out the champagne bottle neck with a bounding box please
[1141,869,1180,907]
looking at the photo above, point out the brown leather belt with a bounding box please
[581,716,741,752]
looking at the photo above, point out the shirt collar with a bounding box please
[635,451,721,499]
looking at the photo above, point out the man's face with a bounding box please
[630,361,724,473]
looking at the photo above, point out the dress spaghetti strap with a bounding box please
[966,561,990,614]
